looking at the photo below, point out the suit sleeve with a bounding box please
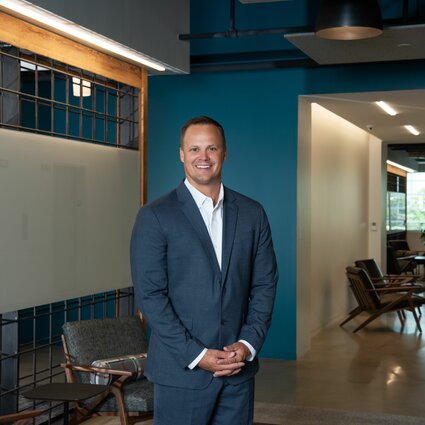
[130,206,205,368]
[237,206,278,353]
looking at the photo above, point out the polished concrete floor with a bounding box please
[255,311,425,418]
[65,310,425,424]
[86,310,425,425]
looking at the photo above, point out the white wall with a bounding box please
[30,0,190,73]
[368,134,385,263]
[298,101,384,355]
[0,129,139,313]
[309,103,370,334]
[297,98,312,356]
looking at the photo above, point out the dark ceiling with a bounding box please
[184,0,425,72]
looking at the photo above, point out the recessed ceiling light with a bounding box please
[404,125,420,136]
[375,101,397,116]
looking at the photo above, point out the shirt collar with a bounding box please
[184,179,224,209]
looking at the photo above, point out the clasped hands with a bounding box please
[198,342,251,377]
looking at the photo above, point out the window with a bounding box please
[387,172,407,232]
[406,173,425,230]
[0,43,139,148]
[387,191,406,231]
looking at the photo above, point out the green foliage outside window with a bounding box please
[407,173,425,231]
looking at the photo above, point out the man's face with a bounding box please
[180,123,227,191]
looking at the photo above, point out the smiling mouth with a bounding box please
[196,165,211,169]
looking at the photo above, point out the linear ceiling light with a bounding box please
[0,0,166,72]
[375,101,397,116]
[404,125,420,136]
[315,0,383,40]
[386,160,415,173]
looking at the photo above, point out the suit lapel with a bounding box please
[221,188,238,284]
[176,182,221,273]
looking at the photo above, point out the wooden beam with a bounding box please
[0,10,143,88]
[387,164,407,178]
[139,68,148,205]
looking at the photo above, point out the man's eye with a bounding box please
[209,147,217,151]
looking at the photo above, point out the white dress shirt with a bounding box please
[184,179,224,269]
[184,179,256,369]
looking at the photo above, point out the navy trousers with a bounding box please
[153,378,255,425]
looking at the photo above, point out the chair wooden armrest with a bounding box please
[371,279,413,286]
[0,410,44,425]
[371,275,416,281]
[397,255,417,260]
[384,274,410,278]
[61,363,135,377]
[368,286,422,293]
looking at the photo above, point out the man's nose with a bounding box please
[199,149,210,160]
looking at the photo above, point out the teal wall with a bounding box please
[148,59,425,360]
[148,69,303,359]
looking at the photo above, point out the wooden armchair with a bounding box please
[387,239,424,257]
[0,410,43,425]
[354,258,421,287]
[386,246,417,275]
[355,258,424,317]
[341,266,425,333]
[61,314,153,425]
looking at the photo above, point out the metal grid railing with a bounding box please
[0,43,139,148]
[0,288,135,423]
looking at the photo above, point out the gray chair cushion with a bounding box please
[62,315,153,413]
[63,316,147,364]
[95,379,153,412]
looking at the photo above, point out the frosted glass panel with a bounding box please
[0,129,139,313]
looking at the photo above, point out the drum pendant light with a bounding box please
[315,0,383,40]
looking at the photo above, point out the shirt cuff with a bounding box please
[188,348,207,369]
[239,340,256,361]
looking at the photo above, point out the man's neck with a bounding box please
[185,179,222,206]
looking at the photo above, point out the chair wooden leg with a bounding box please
[353,310,387,333]
[1,411,44,425]
[110,384,129,425]
[69,388,111,425]
[354,292,416,333]
[69,408,81,425]
[69,404,96,425]
[411,308,422,333]
[397,310,405,325]
[340,307,362,327]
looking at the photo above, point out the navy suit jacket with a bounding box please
[130,182,278,389]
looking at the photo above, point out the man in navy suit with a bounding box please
[130,116,278,424]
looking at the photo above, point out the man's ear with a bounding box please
[179,148,184,163]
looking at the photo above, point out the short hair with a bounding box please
[180,116,226,148]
